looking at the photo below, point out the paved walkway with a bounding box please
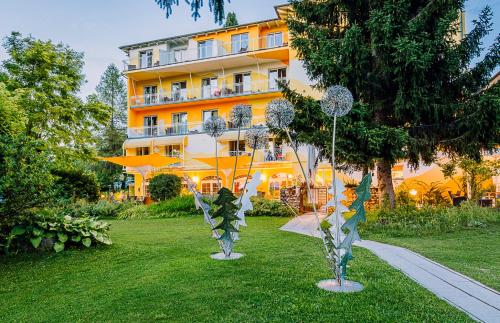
[280,213,500,322]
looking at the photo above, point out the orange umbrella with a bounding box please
[98,154,181,198]
[98,154,180,168]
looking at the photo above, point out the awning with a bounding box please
[123,138,152,149]
[98,154,180,168]
[218,130,247,141]
[153,135,188,146]
[194,156,252,170]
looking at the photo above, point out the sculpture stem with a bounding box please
[240,146,256,197]
[331,115,342,284]
[231,126,242,192]
[215,137,220,190]
[285,129,329,255]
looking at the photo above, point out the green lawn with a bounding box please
[0,217,471,322]
[368,223,500,291]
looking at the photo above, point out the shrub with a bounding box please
[149,174,182,201]
[1,209,112,254]
[64,200,135,218]
[360,202,499,237]
[118,195,201,219]
[52,168,100,202]
[245,198,296,217]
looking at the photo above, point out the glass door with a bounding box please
[143,86,158,105]
[232,33,249,53]
[234,73,251,94]
[172,112,188,134]
[172,81,187,101]
[144,116,158,137]
[202,77,217,98]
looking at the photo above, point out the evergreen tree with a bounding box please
[212,187,240,256]
[93,64,128,191]
[155,0,228,24]
[224,12,238,27]
[285,1,500,207]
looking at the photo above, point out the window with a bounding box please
[202,77,218,98]
[136,147,150,156]
[266,32,283,48]
[201,177,220,195]
[203,110,218,123]
[165,144,181,157]
[234,72,251,93]
[229,141,246,156]
[198,40,214,59]
[171,81,187,101]
[269,68,287,89]
[143,85,158,104]
[139,50,153,68]
[171,113,188,134]
[231,33,249,54]
[144,116,157,137]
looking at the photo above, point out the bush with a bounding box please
[245,198,296,217]
[118,195,201,219]
[1,209,112,254]
[149,174,181,202]
[360,202,499,237]
[52,168,100,202]
[64,200,135,219]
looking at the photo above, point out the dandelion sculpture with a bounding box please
[265,99,328,253]
[230,104,252,191]
[318,85,372,292]
[204,116,226,189]
[232,126,268,238]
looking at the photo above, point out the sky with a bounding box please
[0,0,498,99]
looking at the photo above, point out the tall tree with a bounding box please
[155,0,229,24]
[1,32,110,163]
[224,12,239,27]
[285,1,500,207]
[93,64,128,191]
[96,64,127,130]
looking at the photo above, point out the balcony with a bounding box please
[127,117,265,139]
[129,79,287,108]
[123,33,289,73]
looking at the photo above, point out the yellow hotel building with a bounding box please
[119,5,318,199]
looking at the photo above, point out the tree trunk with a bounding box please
[362,164,370,177]
[376,159,395,208]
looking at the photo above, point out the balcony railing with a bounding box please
[127,117,266,139]
[123,33,289,72]
[130,79,287,108]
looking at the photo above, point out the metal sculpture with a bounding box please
[229,104,252,191]
[204,116,226,189]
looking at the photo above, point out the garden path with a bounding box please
[280,213,500,323]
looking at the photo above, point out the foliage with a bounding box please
[361,202,499,237]
[117,195,202,219]
[1,32,110,164]
[224,12,238,27]
[51,168,100,203]
[95,64,127,129]
[286,1,500,206]
[0,82,25,136]
[1,209,111,254]
[244,197,295,217]
[441,156,500,200]
[212,188,239,255]
[63,200,136,219]
[94,125,127,191]
[149,174,182,201]
[0,135,54,227]
[155,0,228,24]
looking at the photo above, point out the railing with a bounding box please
[123,33,289,72]
[263,149,286,162]
[228,151,252,157]
[127,117,266,139]
[130,79,287,108]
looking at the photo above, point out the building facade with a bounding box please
[120,5,319,199]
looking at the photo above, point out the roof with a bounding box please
[119,3,290,52]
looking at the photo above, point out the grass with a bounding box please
[0,217,471,322]
[367,223,500,291]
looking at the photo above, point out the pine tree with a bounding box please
[212,187,240,256]
[155,0,228,24]
[94,64,127,191]
[285,1,500,207]
[224,12,238,27]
